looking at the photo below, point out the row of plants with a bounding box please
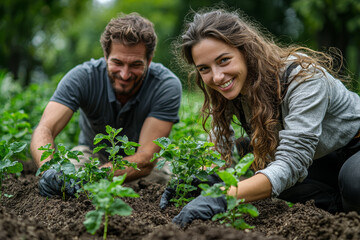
[30,124,259,239]
[0,71,259,239]
[35,126,140,240]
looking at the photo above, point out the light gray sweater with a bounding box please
[254,64,360,196]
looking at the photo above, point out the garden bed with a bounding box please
[1,160,360,240]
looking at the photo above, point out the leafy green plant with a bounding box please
[93,125,140,180]
[0,140,26,198]
[0,110,32,160]
[152,136,226,207]
[83,174,139,240]
[36,143,83,200]
[0,110,32,143]
[200,153,259,230]
[76,157,110,199]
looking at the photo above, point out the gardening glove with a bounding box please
[38,169,80,197]
[159,173,223,210]
[172,194,227,228]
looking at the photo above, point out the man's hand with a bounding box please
[172,195,227,227]
[38,169,79,197]
[159,173,223,210]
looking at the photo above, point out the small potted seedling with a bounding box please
[93,125,140,180]
[152,136,226,207]
[199,153,259,230]
[0,140,26,198]
[36,143,83,201]
[83,174,139,240]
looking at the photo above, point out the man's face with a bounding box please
[106,42,151,99]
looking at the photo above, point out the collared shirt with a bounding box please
[51,58,182,150]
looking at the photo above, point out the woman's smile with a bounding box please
[191,37,248,100]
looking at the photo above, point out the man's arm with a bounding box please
[101,116,173,182]
[30,101,74,168]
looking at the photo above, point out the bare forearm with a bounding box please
[228,173,272,202]
[30,126,55,168]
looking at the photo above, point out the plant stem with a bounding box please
[103,213,108,240]
[62,175,66,201]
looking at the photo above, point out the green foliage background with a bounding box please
[1,0,359,89]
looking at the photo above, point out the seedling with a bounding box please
[36,143,83,200]
[200,153,259,230]
[0,140,26,198]
[83,174,139,240]
[93,125,140,180]
[152,136,225,207]
[76,157,110,199]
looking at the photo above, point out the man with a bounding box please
[30,13,182,197]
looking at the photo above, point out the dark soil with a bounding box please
[1,160,360,240]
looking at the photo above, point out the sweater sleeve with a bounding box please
[257,71,329,197]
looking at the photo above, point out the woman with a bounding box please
[168,9,360,227]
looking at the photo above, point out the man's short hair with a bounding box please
[100,13,157,60]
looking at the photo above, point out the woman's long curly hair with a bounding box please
[178,9,345,170]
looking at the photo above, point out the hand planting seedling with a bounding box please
[93,125,140,180]
[0,140,26,198]
[152,136,226,208]
[199,153,259,230]
[36,143,83,200]
[83,174,139,240]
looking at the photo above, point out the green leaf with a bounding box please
[0,159,13,170]
[61,162,76,176]
[9,142,27,153]
[226,195,238,210]
[155,158,166,169]
[6,161,23,174]
[238,204,259,217]
[153,137,171,149]
[108,145,120,156]
[199,183,224,198]
[38,143,52,151]
[105,125,113,134]
[109,198,133,216]
[93,143,107,154]
[217,171,238,187]
[233,218,254,230]
[84,210,104,234]
[211,156,226,167]
[235,153,254,176]
[93,133,108,145]
[123,146,135,156]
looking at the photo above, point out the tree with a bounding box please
[292,0,360,90]
[0,0,89,86]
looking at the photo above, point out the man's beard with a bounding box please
[108,67,147,96]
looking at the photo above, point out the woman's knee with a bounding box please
[339,153,360,213]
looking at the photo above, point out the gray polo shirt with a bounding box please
[51,58,182,150]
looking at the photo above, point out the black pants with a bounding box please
[277,137,360,214]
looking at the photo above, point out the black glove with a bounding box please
[38,169,80,197]
[172,195,227,227]
[159,173,223,210]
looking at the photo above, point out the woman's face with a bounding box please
[191,37,248,100]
